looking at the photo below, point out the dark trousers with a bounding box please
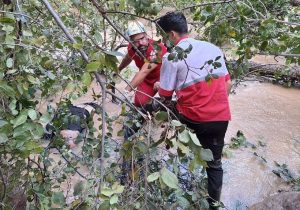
[179,115,228,208]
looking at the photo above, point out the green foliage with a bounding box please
[0,0,299,209]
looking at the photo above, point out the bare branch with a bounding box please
[0,10,31,18]
[144,116,152,208]
[105,10,155,22]
[0,167,6,204]
[257,52,300,58]
[56,148,88,180]
[227,16,300,27]
[180,0,236,11]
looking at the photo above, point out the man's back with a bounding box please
[160,38,231,122]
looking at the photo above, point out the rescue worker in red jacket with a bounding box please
[118,21,167,107]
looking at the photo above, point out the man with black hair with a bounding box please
[157,12,232,209]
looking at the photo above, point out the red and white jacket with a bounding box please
[159,38,231,122]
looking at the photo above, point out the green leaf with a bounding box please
[215,56,221,61]
[73,181,84,196]
[205,74,212,84]
[168,53,176,61]
[213,62,222,68]
[0,133,8,144]
[28,109,37,120]
[189,131,201,146]
[112,182,124,194]
[99,201,110,210]
[29,0,42,7]
[110,194,118,205]
[117,129,124,136]
[171,120,182,127]
[260,41,268,50]
[23,30,33,37]
[207,60,213,65]
[211,74,219,79]
[39,113,52,124]
[31,123,44,140]
[0,17,15,24]
[147,172,160,182]
[184,44,193,53]
[101,187,114,197]
[13,112,28,128]
[177,141,189,154]
[155,111,168,122]
[6,58,13,68]
[105,54,118,71]
[2,25,14,32]
[0,120,8,128]
[51,192,65,205]
[0,81,15,98]
[94,31,103,44]
[160,167,178,189]
[200,148,213,161]
[72,43,82,49]
[82,72,92,86]
[178,129,190,143]
[177,196,190,208]
[86,61,101,72]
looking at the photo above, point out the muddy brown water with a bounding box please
[222,81,300,209]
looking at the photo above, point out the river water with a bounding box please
[222,81,300,209]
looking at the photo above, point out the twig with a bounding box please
[0,10,31,18]
[56,148,87,180]
[114,43,128,51]
[257,52,300,58]
[102,18,107,48]
[144,114,152,208]
[180,0,235,12]
[0,167,6,204]
[227,16,300,27]
[105,10,154,22]
[28,158,46,178]
[240,0,264,19]
[97,73,106,194]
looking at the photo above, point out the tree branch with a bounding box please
[89,0,146,59]
[257,52,300,58]
[105,10,155,22]
[0,10,31,18]
[180,0,236,11]
[56,148,87,180]
[0,167,6,204]
[144,116,152,208]
[41,0,107,193]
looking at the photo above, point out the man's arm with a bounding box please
[125,62,158,91]
[118,53,132,72]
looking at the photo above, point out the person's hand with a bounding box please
[153,82,160,91]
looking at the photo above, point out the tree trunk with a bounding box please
[248,62,300,80]
[229,61,300,87]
